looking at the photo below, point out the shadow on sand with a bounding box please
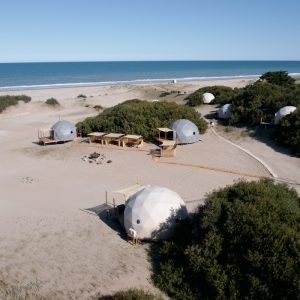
[83,204,127,241]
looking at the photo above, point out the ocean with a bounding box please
[0,61,300,91]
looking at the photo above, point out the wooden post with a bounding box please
[105,191,108,204]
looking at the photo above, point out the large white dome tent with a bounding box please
[202,92,215,104]
[124,186,188,240]
[274,106,297,124]
[218,103,232,119]
[51,120,77,141]
[170,119,200,144]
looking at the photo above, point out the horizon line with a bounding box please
[1,59,300,64]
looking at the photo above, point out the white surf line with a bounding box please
[209,126,278,178]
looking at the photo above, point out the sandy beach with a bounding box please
[0,78,299,299]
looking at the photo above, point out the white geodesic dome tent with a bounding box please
[51,120,77,141]
[124,186,188,240]
[274,106,297,124]
[203,92,215,104]
[170,119,199,144]
[218,103,232,119]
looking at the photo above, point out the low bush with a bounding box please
[76,99,207,140]
[0,95,31,113]
[45,98,60,106]
[101,288,163,300]
[153,180,300,300]
[77,94,87,98]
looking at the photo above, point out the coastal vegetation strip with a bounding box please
[185,71,300,156]
[0,95,31,113]
[76,99,208,141]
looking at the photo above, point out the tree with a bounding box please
[260,71,295,86]
[154,180,300,300]
[76,99,207,140]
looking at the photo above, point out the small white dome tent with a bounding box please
[51,120,77,141]
[203,92,215,104]
[218,104,232,119]
[124,186,188,240]
[170,119,199,144]
[274,106,297,124]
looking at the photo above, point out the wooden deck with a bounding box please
[39,137,59,145]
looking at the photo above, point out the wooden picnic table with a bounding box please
[103,133,125,146]
[121,134,143,147]
[88,132,107,144]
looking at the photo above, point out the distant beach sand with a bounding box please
[0,78,299,299]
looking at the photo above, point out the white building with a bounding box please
[124,186,188,240]
[203,92,215,104]
[170,119,200,144]
[51,120,77,141]
[274,106,297,124]
[218,103,232,119]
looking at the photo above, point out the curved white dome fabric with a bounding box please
[218,104,232,119]
[170,119,199,144]
[203,92,215,104]
[274,106,297,124]
[124,186,188,240]
[51,120,77,141]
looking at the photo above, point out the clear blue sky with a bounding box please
[1,0,300,62]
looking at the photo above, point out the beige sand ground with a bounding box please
[0,78,298,299]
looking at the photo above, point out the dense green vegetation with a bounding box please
[76,99,207,140]
[229,81,300,125]
[185,86,238,106]
[260,70,296,86]
[101,289,163,300]
[45,97,60,106]
[185,71,300,155]
[271,109,300,156]
[153,180,300,300]
[0,95,31,113]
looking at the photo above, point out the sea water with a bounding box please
[0,61,300,91]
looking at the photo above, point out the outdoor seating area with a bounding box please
[87,132,144,148]
[155,128,177,157]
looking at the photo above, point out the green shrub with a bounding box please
[229,81,300,125]
[185,85,238,106]
[260,71,295,86]
[76,99,207,140]
[45,98,60,106]
[94,105,104,111]
[271,109,300,156]
[102,288,163,300]
[0,94,31,113]
[77,94,87,98]
[154,180,300,300]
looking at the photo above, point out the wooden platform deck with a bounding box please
[39,137,59,145]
